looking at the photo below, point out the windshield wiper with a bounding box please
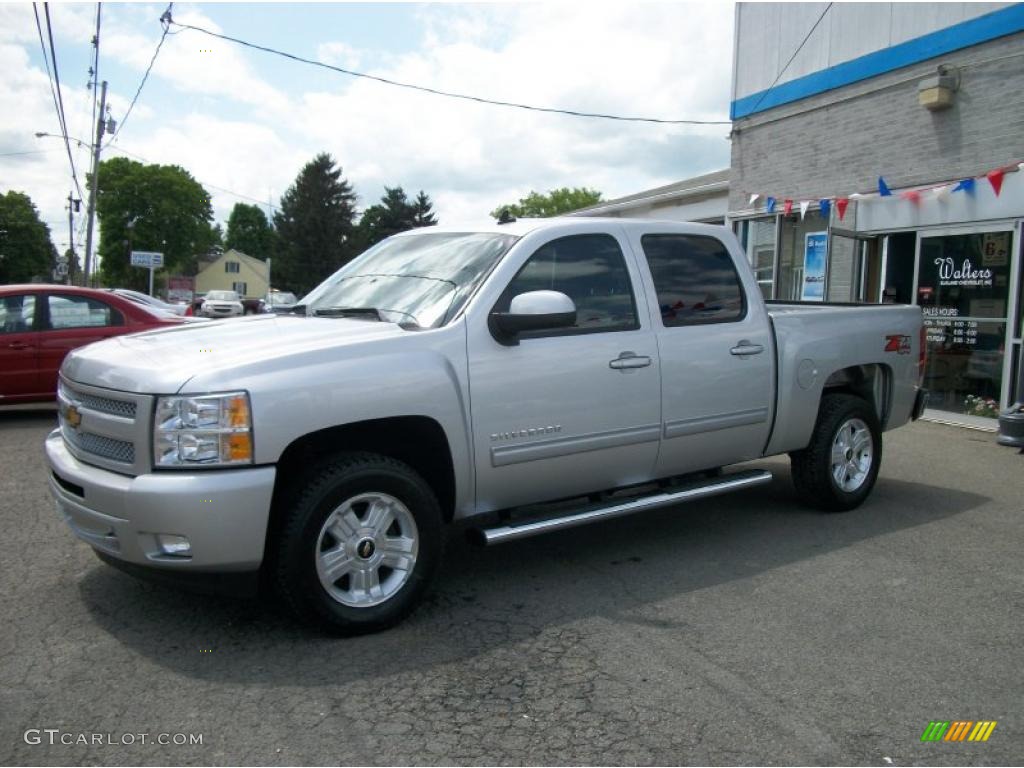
[313,306,383,321]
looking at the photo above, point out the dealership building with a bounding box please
[720,1,1024,425]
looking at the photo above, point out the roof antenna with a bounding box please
[496,208,516,225]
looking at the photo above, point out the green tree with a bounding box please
[490,187,603,218]
[93,157,214,289]
[0,191,56,283]
[63,247,82,286]
[273,153,357,294]
[224,203,273,260]
[357,187,438,249]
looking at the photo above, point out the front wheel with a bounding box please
[790,393,882,512]
[274,452,442,634]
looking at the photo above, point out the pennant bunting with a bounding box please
[933,185,952,202]
[819,199,831,220]
[900,189,921,205]
[836,198,849,221]
[986,168,1005,196]
[765,196,776,213]
[783,199,793,216]
[952,178,975,194]
[878,177,892,197]
[748,193,760,206]
[799,200,810,220]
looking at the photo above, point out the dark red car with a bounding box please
[0,284,185,404]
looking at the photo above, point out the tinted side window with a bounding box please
[641,234,745,326]
[0,295,36,334]
[46,295,123,330]
[498,234,638,334]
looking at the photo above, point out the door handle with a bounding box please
[609,351,652,370]
[730,341,764,356]
[7,342,31,350]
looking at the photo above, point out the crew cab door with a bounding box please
[631,230,775,476]
[466,228,661,512]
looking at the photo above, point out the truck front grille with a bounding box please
[58,378,151,475]
[62,428,135,464]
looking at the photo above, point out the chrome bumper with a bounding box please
[45,429,275,571]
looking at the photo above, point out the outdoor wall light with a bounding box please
[918,66,959,111]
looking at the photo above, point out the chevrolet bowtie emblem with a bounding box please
[65,404,82,429]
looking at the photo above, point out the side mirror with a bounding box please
[489,290,577,345]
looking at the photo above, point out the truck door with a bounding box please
[466,229,661,512]
[633,231,774,476]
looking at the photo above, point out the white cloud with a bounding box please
[1,2,735,262]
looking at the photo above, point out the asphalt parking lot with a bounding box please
[1,408,1021,766]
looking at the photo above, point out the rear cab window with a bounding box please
[640,234,746,327]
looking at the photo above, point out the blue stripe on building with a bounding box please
[731,3,1024,120]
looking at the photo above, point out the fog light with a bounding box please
[155,534,192,557]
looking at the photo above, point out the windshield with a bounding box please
[302,231,518,327]
[207,291,239,301]
[268,291,297,305]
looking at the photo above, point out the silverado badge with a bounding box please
[64,403,82,429]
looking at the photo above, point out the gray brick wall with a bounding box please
[728,32,1024,211]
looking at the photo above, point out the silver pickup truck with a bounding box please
[46,218,927,633]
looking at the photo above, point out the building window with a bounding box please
[777,215,829,301]
[232,282,248,296]
[225,261,240,273]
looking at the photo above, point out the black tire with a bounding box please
[275,452,443,634]
[790,393,882,512]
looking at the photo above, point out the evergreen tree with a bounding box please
[273,153,357,294]
[411,190,438,228]
[225,203,273,260]
[357,187,438,249]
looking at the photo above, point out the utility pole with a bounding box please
[65,192,78,285]
[83,79,107,287]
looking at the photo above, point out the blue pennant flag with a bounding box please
[878,177,892,197]
[819,198,831,219]
[765,196,776,213]
[952,178,976,194]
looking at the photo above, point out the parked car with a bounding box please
[105,288,188,316]
[1,284,186,404]
[198,290,245,318]
[46,219,927,634]
[193,291,263,316]
[264,290,298,314]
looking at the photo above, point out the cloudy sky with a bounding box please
[1,1,735,254]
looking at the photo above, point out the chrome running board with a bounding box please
[474,469,773,546]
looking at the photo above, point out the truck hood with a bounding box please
[62,314,409,394]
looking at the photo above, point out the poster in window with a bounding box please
[801,232,828,301]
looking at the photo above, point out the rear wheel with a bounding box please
[790,394,882,512]
[275,452,442,634]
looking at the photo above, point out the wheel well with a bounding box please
[267,416,456,544]
[822,364,892,425]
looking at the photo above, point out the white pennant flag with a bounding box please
[933,185,952,202]
[849,192,864,199]
[748,193,760,206]
[799,200,810,220]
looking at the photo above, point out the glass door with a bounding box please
[916,227,1016,419]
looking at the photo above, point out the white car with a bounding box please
[199,290,244,318]
[107,288,188,316]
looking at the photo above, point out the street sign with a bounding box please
[55,254,68,265]
[130,251,164,268]
[54,262,68,277]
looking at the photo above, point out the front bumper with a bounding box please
[45,429,276,573]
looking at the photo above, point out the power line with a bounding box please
[742,2,833,119]
[41,3,85,201]
[167,15,731,126]
[106,3,172,146]
[0,148,59,158]
[32,4,83,201]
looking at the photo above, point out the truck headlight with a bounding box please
[154,392,253,468]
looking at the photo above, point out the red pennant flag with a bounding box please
[900,189,921,205]
[783,199,793,216]
[987,168,1005,196]
[836,198,849,221]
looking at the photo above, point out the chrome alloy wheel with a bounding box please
[831,417,874,492]
[315,492,419,608]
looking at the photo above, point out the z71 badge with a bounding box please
[885,334,912,355]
